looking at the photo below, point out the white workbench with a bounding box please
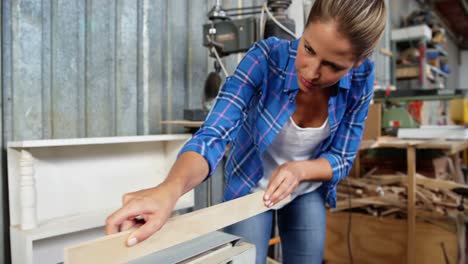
[7,134,194,264]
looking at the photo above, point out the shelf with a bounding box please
[7,134,191,148]
[373,89,467,102]
[11,193,194,241]
[395,64,448,81]
[391,25,432,42]
[396,65,419,79]
[426,47,448,57]
[11,210,110,241]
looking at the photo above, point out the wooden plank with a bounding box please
[161,120,203,128]
[370,137,466,151]
[368,174,405,185]
[414,173,468,191]
[333,197,389,212]
[407,147,416,264]
[64,192,290,264]
[369,173,468,192]
[359,139,379,150]
[359,137,468,154]
[324,212,458,264]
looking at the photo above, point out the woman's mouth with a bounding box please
[299,76,318,89]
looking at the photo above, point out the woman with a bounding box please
[106,0,387,263]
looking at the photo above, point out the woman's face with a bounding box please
[295,21,362,93]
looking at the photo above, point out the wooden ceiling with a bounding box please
[431,0,468,49]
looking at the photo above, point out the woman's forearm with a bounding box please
[162,151,210,198]
[295,158,333,182]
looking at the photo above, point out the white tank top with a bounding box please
[252,116,330,208]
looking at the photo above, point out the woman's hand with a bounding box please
[263,161,304,207]
[105,183,181,247]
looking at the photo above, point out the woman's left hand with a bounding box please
[264,161,304,207]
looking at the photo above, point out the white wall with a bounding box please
[446,36,461,89]
[460,51,468,89]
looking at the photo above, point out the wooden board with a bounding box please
[324,212,458,264]
[65,192,290,264]
[161,120,203,128]
[360,137,468,153]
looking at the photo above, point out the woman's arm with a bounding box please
[318,67,374,188]
[265,62,374,207]
[105,39,274,246]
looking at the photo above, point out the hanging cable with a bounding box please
[262,2,297,39]
[259,3,266,39]
[206,35,229,77]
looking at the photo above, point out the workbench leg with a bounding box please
[407,147,416,264]
[451,153,465,184]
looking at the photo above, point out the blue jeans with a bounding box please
[223,190,326,264]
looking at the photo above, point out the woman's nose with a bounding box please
[306,59,321,81]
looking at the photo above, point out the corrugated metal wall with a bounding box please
[2,0,214,142]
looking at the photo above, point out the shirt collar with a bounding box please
[284,37,351,93]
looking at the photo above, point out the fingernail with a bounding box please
[127,237,138,247]
[265,195,270,200]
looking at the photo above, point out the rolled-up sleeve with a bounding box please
[319,65,375,187]
[178,39,272,177]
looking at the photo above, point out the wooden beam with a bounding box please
[414,173,468,191]
[64,192,290,264]
[333,197,389,212]
[370,173,468,191]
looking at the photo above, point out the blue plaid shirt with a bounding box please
[179,37,374,207]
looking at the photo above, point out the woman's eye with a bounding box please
[304,45,314,54]
[325,62,341,72]
[329,64,340,71]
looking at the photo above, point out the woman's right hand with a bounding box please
[105,182,181,247]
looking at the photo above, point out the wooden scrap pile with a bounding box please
[334,173,468,228]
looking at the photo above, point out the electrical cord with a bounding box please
[261,2,297,39]
[205,35,229,77]
[206,1,297,77]
[346,177,354,264]
[260,2,266,39]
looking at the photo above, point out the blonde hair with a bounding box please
[306,0,387,61]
